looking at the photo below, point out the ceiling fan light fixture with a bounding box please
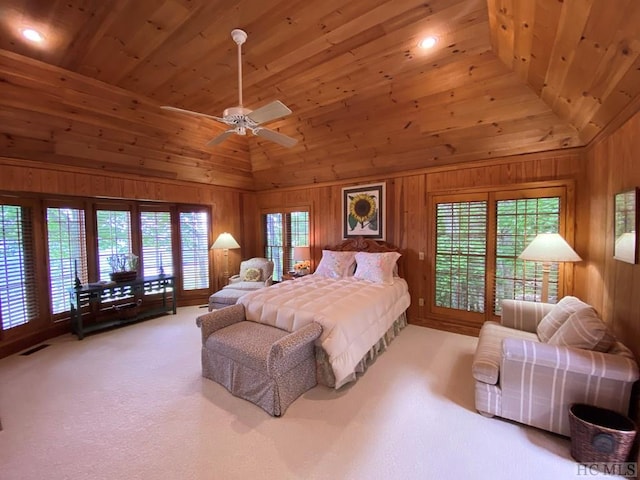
[418,35,438,49]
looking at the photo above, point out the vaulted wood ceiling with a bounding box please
[1,0,639,190]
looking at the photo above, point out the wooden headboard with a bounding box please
[325,237,400,253]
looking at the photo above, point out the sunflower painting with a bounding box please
[342,182,385,240]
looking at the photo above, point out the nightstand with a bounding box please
[281,273,296,281]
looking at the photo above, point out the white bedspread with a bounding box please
[237,275,411,388]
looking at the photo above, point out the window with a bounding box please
[47,207,87,315]
[434,199,487,313]
[96,209,132,281]
[263,209,309,280]
[431,186,570,324]
[140,210,173,277]
[179,210,209,291]
[494,196,560,312]
[0,203,39,331]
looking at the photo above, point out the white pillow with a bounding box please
[353,251,401,285]
[314,250,356,278]
[536,296,590,342]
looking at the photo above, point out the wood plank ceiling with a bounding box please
[0,0,639,190]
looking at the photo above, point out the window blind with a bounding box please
[435,200,487,313]
[494,197,561,312]
[179,211,209,290]
[0,205,39,330]
[47,207,87,315]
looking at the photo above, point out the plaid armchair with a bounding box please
[472,298,639,436]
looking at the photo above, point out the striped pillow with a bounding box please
[536,296,590,342]
[547,307,614,352]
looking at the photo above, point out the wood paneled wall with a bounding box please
[577,108,640,361]
[254,150,584,334]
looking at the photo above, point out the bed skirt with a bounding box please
[315,311,408,388]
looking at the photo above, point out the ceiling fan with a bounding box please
[161,29,297,148]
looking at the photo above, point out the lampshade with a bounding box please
[293,246,310,261]
[211,232,240,250]
[614,232,636,263]
[519,233,581,262]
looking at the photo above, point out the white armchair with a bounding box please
[225,257,274,291]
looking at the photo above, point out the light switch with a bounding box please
[419,251,425,260]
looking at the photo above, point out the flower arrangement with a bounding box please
[293,260,310,274]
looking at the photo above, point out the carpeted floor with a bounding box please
[0,306,584,479]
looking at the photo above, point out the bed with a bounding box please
[237,238,411,389]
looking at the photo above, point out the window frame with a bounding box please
[0,196,46,340]
[261,205,311,281]
[139,205,174,279]
[176,205,212,302]
[490,186,568,318]
[93,202,136,282]
[45,200,89,319]
[431,192,488,325]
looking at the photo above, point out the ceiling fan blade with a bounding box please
[254,127,298,148]
[161,105,225,123]
[246,100,292,124]
[206,130,236,146]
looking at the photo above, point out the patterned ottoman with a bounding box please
[208,288,247,311]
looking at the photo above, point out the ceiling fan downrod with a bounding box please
[231,29,247,108]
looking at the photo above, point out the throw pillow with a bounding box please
[353,251,401,285]
[547,307,615,352]
[314,250,356,278]
[242,267,262,282]
[536,296,591,342]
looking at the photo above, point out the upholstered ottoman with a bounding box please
[208,288,247,311]
[196,304,322,416]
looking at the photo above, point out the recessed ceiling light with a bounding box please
[418,36,438,49]
[22,28,44,43]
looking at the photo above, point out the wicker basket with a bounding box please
[569,403,637,464]
[110,271,138,283]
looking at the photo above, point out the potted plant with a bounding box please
[108,253,139,282]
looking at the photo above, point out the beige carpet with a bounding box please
[0,306,582,479]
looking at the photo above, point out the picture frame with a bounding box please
[613,187,639,264]
[342,182,385,240]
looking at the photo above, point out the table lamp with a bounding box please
[518,233,581,303]
[293,246,311,275]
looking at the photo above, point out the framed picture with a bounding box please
[614,187,639,264]
[342,182,385,240]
